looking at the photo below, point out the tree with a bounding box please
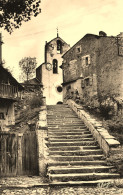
[0,0,41,33]
[19,57,37,82]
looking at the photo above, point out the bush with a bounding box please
[107,149,123,177]
[29,95,43,108]
[103,115,123,144]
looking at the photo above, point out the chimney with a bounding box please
[99,31,107,37]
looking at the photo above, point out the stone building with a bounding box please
[62,32,123,116]
[36,34,70,105]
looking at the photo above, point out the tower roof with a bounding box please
[46,36,69,47]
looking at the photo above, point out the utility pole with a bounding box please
[0,33,3,66]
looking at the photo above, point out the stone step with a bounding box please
[47,118,83,121]
[48,128,88,131]
[49,146,100,151]
[48,128,89,132]
[49,173,120,182]
[48,124,86,127]
[48,122,84,125]
[48,125,86,128]
[49,149,103,156]
[48,134,93,139]
[50,155,104,161]
[49,179,118,186]
[47,104,120,184]
[48,132,90,136]
[49,138,94,142]
[48,166,114,174]
[58,127,88,130]
[48,160,107,166]
[48,121,84,123]
[48,140,97,146]
[47,116,78,118]
[48,120,85,127]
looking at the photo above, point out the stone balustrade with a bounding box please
[67,99,120,156]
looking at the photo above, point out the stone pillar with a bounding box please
[36,105,48,177]
[36,129,48,176]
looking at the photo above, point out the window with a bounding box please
[0,113,4,120]
[81,55,91,67]
[85,78,90,86]
[76,46,81,54]
[57,40,62,53]
[53,59,58,74]
[85,57,89,65]
[57,86,63,93]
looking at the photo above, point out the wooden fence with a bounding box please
[0,131,38,177]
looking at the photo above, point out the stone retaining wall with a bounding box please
[67,99,120,156]
[36,105,48,177]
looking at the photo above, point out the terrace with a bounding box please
[0,83,20,100]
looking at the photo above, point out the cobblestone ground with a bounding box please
[0,177,123,195]
[1,186,123,195]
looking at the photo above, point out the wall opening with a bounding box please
[0,113,5,120]
[85,57,89,65]
[85,78,90,86]
[57,101,63,104]
[57,86,62,93]
[53,59,58,74]
[57,40,62,54]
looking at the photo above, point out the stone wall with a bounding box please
[96,36,123,116]
[63,34,99,108]
[36,105,48,177]
[63,33,123,116]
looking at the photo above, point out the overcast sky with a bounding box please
[1,0,123,81]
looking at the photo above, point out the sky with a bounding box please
[1,0,123,81]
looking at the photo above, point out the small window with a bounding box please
[57,40,62,53]
[53,59,58,74]
[76,46,81,54]
[0,113,4,120]
[57,86,63,93]
[81,55,90,66]
[85,78,90,86]
[85,57,89,65]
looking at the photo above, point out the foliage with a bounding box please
[0,0,41,33]
[30,94,43,108]
[19,57,37,81]
[103,115,123,144]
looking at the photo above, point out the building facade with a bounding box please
[0,66,23,131]
[62,32,123,116]
[36,35,70,105]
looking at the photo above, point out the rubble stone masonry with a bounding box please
[62,32,123,116]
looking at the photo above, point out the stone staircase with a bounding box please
[47,104,120,185]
